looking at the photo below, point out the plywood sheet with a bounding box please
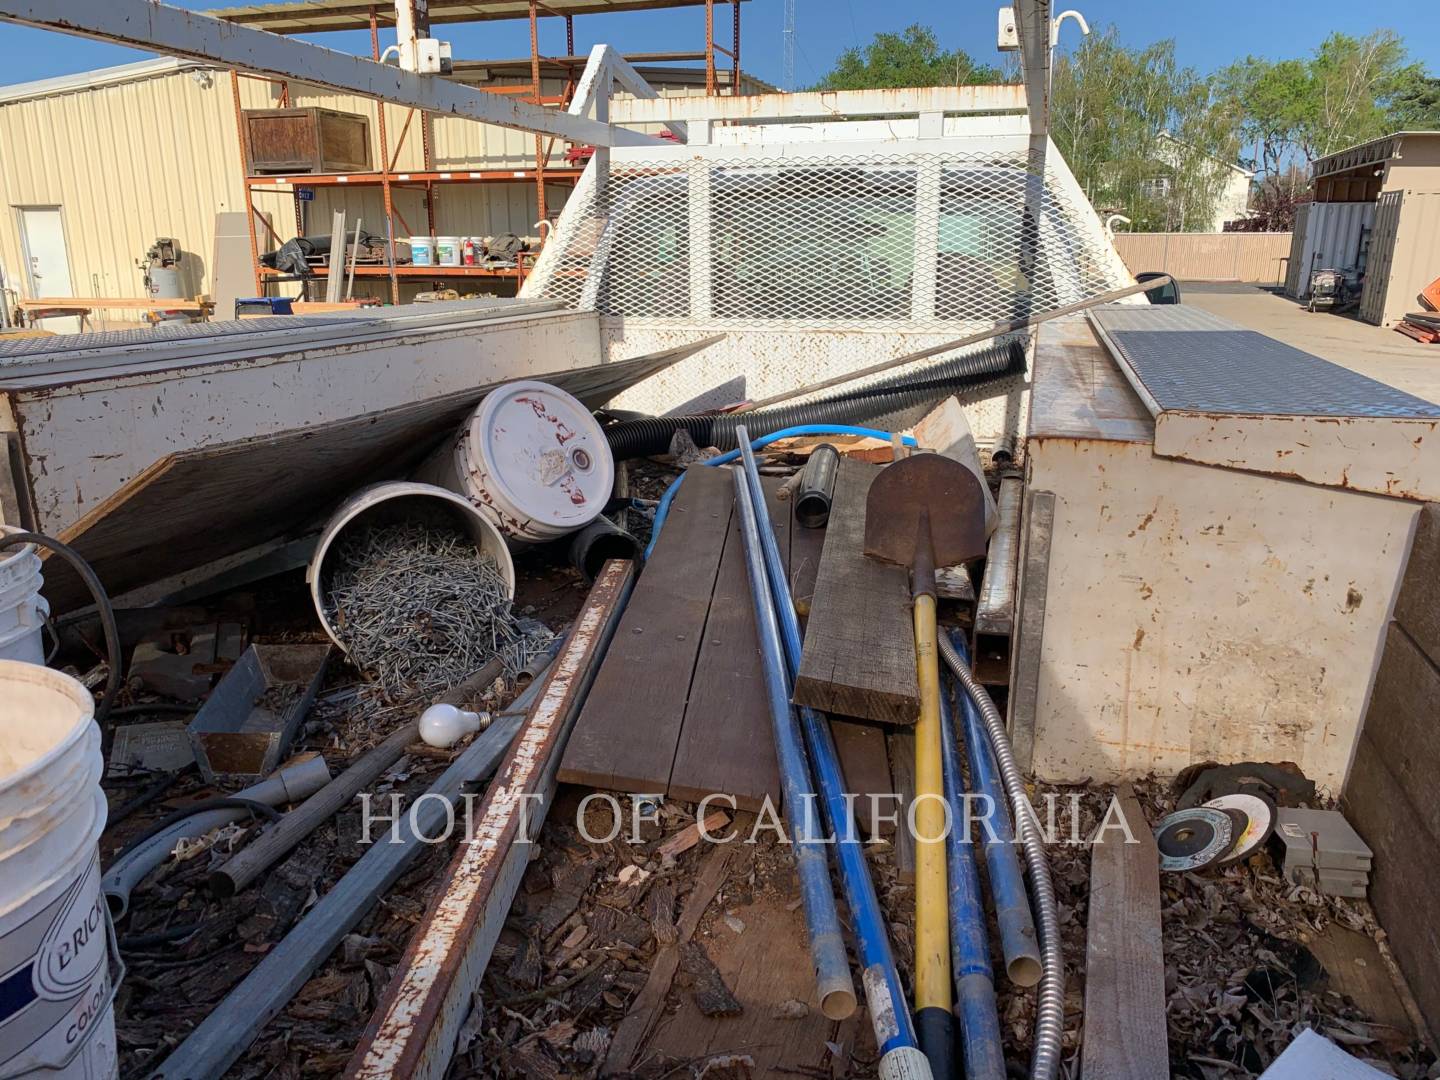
[42,346,695,614]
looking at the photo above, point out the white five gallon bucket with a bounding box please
[414,381,615,544]
[0,526,48,666]
[0,661,118,1080]
[435,236,461,267]
[410,236,436,266]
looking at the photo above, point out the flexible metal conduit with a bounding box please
[735,427,930,1080]
[604,338,1024,460]
[940,631,1064,1080]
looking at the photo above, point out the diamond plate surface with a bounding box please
[1090,306,1440,418]
[0,317,354,363]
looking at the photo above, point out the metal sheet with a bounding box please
[1089,305,1440,418]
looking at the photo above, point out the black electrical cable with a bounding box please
[0,531,120,727]
[109,797,281,864]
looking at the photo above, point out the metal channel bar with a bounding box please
[345,559,635,1080]
[973,474,1023,686]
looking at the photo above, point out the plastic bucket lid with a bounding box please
[458,381,615,542]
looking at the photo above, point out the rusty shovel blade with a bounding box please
[863,453,987,569]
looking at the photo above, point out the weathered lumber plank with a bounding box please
[1081,783,1169,1080]
[793,458,919,724]
[832,719,894,838]
[668,478,789,811]
[559,467,731,795]
[888,731,916,884]
[1393,504,1440,661]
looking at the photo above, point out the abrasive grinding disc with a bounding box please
[1154,806,1234,872]
[1205,793,1277,866]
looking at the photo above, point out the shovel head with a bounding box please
[863,454,987,569]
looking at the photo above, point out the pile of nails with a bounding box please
[324,521,552,708]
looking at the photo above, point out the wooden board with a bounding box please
[1307,923,1416,1046]
[793,458,919,725]
[832,719,893,838]
[41,345,700,614]
[888,731,916,883]
[1393,504,1440,661]
[1342,742,1440,1041]
[667,478,788,811]
[559,466,732,795]
[1081,784,1169,1080]
[645,890,847,1076]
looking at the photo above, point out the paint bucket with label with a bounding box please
[435,236,462,267]
[409,236,436,266]
[0,661,119,1079]
[414,380,615,544]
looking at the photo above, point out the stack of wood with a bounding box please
[1395,276,1440,343]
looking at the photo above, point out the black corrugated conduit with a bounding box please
[602,337,1025,460]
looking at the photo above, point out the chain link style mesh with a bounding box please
[533,150,1128,331]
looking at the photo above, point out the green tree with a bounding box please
[1051,29,1242,231]
[814,25,1003,90]
[1217,31,1435,173]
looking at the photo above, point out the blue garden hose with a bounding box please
[644,425,919,559]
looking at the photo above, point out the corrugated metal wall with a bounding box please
[0,66,720,321]
[1363,189,1440,326]
[1283,201,1374,299]
[1111,231,1292,284]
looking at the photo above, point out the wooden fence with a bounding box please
[1112,232,1292,285]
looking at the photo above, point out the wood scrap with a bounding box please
[793,458,919,724]
[603,843,734,1074]
[679,941,743,1017]
[1081,783,1168,1079]
[657,811,732,859]
[887,731,917,884]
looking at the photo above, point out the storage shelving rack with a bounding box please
[214,0,745,303]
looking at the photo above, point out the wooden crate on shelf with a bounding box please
[244,108,371,174]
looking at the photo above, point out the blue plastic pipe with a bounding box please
[734,427,930,1080]
[939,682,1008,1080]
[644,424,919,559]
[728,467,857,1022]
[950,630,1043,988]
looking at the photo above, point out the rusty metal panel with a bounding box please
[1360,190,1402,325]
[345,559,635,1080]
[1371,189,1440,327]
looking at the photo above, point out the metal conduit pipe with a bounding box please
[729,467,857,1022]
[938,684,1006,1080]
[939,630,1064,1080]
[603,339,1024,460]
[734,428,930,1080]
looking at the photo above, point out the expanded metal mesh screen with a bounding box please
[532,149,1128,331]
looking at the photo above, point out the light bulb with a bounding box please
[419,703,487,748]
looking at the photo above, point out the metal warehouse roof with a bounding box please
[210,0,744,35]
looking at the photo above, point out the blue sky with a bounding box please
[1,0,1436,89]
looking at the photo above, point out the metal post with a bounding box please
[370,7,399,304]
[731,0,740,95]
[705,0,716,95]
[530,0,547,228]
[231,70,263,298]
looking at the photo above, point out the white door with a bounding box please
[18,207,79,333]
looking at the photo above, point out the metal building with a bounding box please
[1284,130,1440,323]
[0,56,765,325]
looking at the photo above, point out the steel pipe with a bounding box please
[941,630,1064,1080]
[794,444,839,529]
[729,467,856,1022]
[938,685,1006,1080]
[734,427,930,1080]
[954,640,1041,986]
